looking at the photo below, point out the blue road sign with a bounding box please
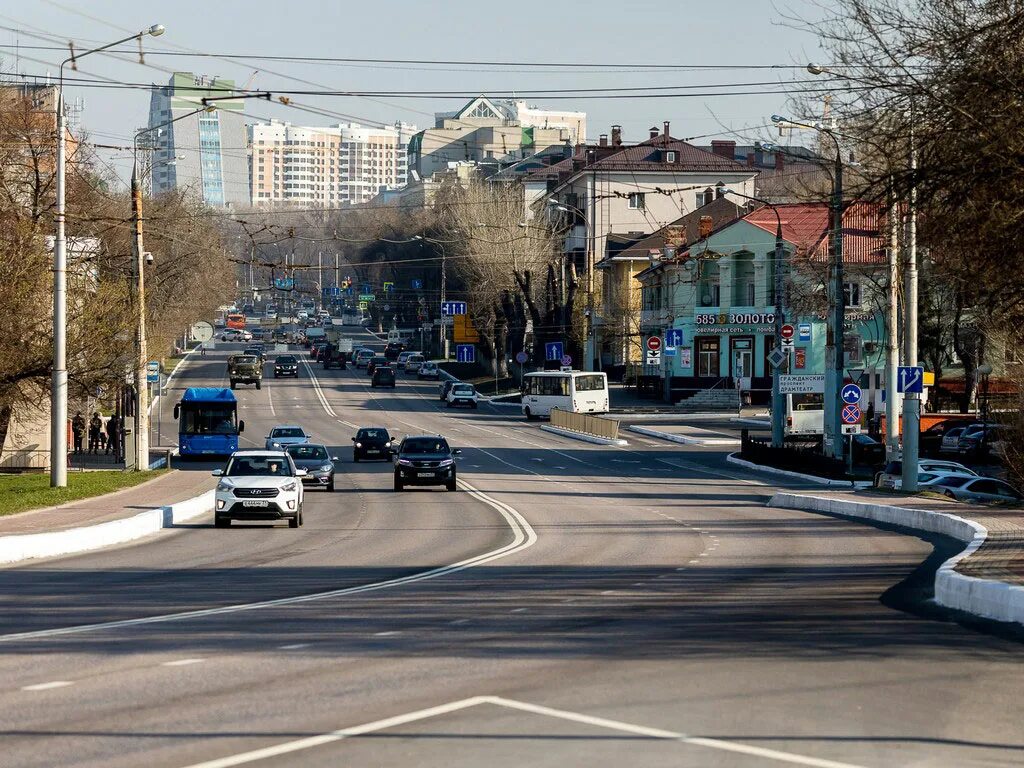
[665,328,684,348]
[147,371,160,383]
[441,301,467,316]
[798,323,812,342]
[545,342,564,362]
[412,279,423,290]
[273,277,294,290]
[560,355,572,367]
[898,366,924,394]
[841,404,861,424]
[515,351,529,364]
[456,344,475,363]
[841,383,862,405]
[664,347,677,357]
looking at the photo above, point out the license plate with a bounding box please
[367,449,379,454]
[417,472,435,477]
[242,500,269,507]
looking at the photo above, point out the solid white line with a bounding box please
[373,631,400,637]
[0,478,536,643]
[300,359,337,417]
[21,680,73,691]
[267,379,277,418]
[277,643,309,650]
[161,658,205,667]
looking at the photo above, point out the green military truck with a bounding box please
[228,354,263,390]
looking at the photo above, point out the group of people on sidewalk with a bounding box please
[71,411,122,457]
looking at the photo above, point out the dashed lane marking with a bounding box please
[21,680,73,691]
[161,658,205,667]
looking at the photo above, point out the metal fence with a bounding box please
[550,409,620,440]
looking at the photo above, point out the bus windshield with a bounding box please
[573,374,606,392]
[180,404,237,435]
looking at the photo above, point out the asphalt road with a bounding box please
[1,327,1022,768]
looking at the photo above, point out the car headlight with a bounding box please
[320,463,333,472]
[272,441,281,448]
[355,442,362,448]
[282,481,297,492]
[438,458,454,467]
[397,459,413,466]
[216,480,234,493]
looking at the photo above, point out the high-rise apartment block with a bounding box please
[147,72,249,207]
[249,120,417,206]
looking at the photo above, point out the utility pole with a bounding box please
[771,215,786,449]
[130,163,150,470]
[334,253,339,290]
[50,88,68,486]
[885,182,901,462]
[902,129,921,490]
[440,245,448,359]
[823,141,845,460]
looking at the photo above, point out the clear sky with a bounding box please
[0,0,828,184]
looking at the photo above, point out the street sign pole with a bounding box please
[771,220,787,449]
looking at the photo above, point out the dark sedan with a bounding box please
[352,427,393,462]
[285,443,338,492]
[366,356,389,376]
[273,354,299,378]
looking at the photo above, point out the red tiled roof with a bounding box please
[744,201,886,264]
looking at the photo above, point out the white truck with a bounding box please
[785,393,824,436]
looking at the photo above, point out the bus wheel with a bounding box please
[524,407,537,421]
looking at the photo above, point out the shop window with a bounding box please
[843,281,862,307]
[697,338,720,378]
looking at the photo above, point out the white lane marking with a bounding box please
[300,359,337,417]
[162,658,205,667]
[278,643,309,650]
[449,618,470,625]
[510,607,528,613]
[267,379,277,418]
[0,478,536,643]
[373,631,400,637]
[178,695,868,768]
[336,419,358,429]
[21,680,73,691]
[600,590,616,595]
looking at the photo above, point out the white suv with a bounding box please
[446,383,479,409]
[213,451,306,528]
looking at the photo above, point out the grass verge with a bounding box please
[0,470,166,517]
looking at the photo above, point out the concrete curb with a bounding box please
[629,424,740,447]
[725,453,872,489]
[769,492,1024,627]
[731,416,770,427]
[0,489,214,566]
[540,425,628,446]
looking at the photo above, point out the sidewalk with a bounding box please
[0,468,215,537]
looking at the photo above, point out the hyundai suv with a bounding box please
[393,435,461,492]
[212,451,306,528]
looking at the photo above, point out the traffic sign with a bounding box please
[665,328,683,348]
[646,336,662,352]
[767,347,788,369]
[456,344,475,363]
[664,347,676,357]
[798,323,812,342]
[358,294,375,302]
[412,279,423,290]
[560,355,572,367]
[841,404,861,424]
[781,337,794,347]
[842,424,862,434]
[545,341,564,361]
[646,349,662,366]
[441,301,467,316]
[383,304,390,311]
[841,383,862,405]
[515,351,529,365]
[779,374,825,394]
[898,366,924,393]
[781,324,795,340]
[147,360,159,373]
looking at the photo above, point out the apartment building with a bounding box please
[249,120,417,207]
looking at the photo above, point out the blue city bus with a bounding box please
[173,387,245,457]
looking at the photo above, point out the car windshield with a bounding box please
[234,356,257,365]
[286,445,328,460]
[276,356,296,364]
[403,438,450,454]
[358,429,389,440]
[377,369,395,377]
[272,428,305,438]
[226,456,293,477]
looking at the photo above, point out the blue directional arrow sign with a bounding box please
[456,344,475,363]
[841,383,862,405]
[664,328,683,348]
[545,341,564,362]
[441,301,467,316]
[898,366,924,394]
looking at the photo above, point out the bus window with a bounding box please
[573,374,606,392]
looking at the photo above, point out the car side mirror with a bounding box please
[211,469,223,477]
[238,420,245,433]
[453,448,462,456]
[351,436,357,442]
[173,404,180,419]
[295,468,308,477]
[331,456,339,462]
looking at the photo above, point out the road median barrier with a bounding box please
[769,492,1024,627]
[540,411,628,446]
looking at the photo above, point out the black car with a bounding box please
[285,443,338,492]
[273,354,299,378]
[243,346,267,364]
[919,419,974,457]
[393,435,461,492]
[367,356,389,376]
[384,341,406,361]
[321,345,348,370]
[352,427,393,462]
[371,366,396,388]
[850,433,885,466]
[439,380,456,402]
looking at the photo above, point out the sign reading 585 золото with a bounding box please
[695,311,776,325]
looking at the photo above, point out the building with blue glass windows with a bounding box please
[147,72,248,208]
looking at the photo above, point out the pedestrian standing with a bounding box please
[88,412,102,454]
[71,412,85,454]
[106,414,121,459]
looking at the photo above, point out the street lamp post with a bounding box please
[50,23,165,487]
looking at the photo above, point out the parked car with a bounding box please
[352,427,393,462]
[920,420,973,457]
[367,356,389,376]
[265,425,311,450]
[850,433,885,466]
[958,424,1006,460]
[405,354,425,373]
[418,361,440,380]
[285,443,338,492]
[212,451,305,528]
[273,354,299,378]
[875,459,979,490]
[932,475,1023,503]
[446,383,479,409]
[939,426,969,454]
[392,434,461,492]
[371,366,397,388]
[354,348,375,368]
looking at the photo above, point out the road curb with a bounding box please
[726,453,872,488]
[540,425,628,446]
[769,492,1024,627]
[0,489,214,566]
[629,424,740,447]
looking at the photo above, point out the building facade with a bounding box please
[249,120,416,207]
[148,73,249,207]
[408,96,585,180]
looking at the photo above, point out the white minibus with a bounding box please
[521,371,609,419]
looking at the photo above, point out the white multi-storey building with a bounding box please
[249,121,417,206]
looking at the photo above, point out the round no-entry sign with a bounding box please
[646,336,662,352]
[781,324,795,340]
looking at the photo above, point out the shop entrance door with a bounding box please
[730,337,753,390]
